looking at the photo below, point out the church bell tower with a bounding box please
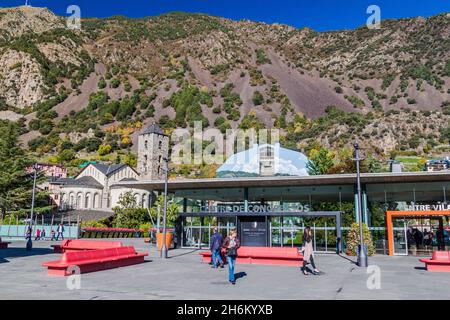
[137,124,169,180]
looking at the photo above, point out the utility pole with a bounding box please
[160,157,169,259]
[26,163,38,251]
[354,142,368,267]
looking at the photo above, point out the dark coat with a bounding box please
[222,236,241,256]
[210,232,223,251]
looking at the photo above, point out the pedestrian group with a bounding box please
[208,225,320,285]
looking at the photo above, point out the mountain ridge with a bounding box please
[0,6,449,173]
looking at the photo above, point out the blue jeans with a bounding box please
[226,256,236,282]
[212,249,223,267]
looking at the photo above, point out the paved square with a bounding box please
[0,239,448,300]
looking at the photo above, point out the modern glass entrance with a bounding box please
[179,212,342,253]
[269,216,338,253]
[387,210,450,256]
[392,219,408,256]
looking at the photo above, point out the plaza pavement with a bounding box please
[0,238,448,300]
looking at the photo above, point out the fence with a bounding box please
[0,224,80,241]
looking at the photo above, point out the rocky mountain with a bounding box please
[0,5,449,172]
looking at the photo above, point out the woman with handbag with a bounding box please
[222,229,241,285]
[301,226,320,276]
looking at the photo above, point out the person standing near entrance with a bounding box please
[222,229,240,285]
[210,227,224,268]
[56,223,65,240]
[301,226,320,276]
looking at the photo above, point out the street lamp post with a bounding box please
[26,163,38,251]
[160,157,169,259]
[354,143,368,267]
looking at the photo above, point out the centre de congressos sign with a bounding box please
[199,203,311,213]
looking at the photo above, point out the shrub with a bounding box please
[57,149,76,162]
[98,78,106,89]
[110,78,121,88]
[252,91,264,106]
[345,223,375,256]
[98,144,112,156]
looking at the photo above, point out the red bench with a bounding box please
[420,251,450,272]
[42,246,148,276]
[51,239,124,253]
[0,237,11,249]
[200,246,303,266]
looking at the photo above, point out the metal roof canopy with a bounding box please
[112,171,450,192]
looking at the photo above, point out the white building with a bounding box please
[53,124,169,212]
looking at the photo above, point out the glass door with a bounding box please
[393,219,408,256]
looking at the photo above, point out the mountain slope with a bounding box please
[0,6,449,169]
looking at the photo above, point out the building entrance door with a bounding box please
[239,216,267,247]
[392,219,408,256]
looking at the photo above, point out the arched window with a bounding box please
[85,193,91,209]
[69,193,75,207]
[142,194,147,208]
[77,193,83,209]
[134,193,140,206]
[93,193,99,209]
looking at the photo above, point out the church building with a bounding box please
[52,124,169,211]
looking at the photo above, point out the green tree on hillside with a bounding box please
[0,121,47,216]
[307,146,335,175]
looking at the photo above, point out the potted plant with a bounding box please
[345,222,375,256]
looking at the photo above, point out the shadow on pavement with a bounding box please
[168,249,200,258]
[337,254,357,265]
[0,247,54,261]
[235,271,247,280]
[414,266,427,271]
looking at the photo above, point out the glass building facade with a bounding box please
[117,172,450,255]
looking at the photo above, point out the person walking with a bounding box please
[210,227,224,268]
[40,228,46,240]
[25,226,32,240]
[222,229,240,285]
[56,223,65,240]
[301,226,320,276]
[34,228,41,241]
[50,229,56,241]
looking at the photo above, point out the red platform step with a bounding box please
[420,251,450,272]
[42,246,148,276]
[200,246,303,266]
[51,239,124,253]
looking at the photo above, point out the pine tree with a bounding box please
[0,121,44,216]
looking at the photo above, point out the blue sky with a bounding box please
[2,0,450,31]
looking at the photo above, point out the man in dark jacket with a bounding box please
[210,228,224,268]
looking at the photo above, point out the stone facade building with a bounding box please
[52,124,168,212]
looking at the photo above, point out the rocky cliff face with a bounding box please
[0,6,63,40]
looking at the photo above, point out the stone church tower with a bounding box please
[137,124,169,180]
